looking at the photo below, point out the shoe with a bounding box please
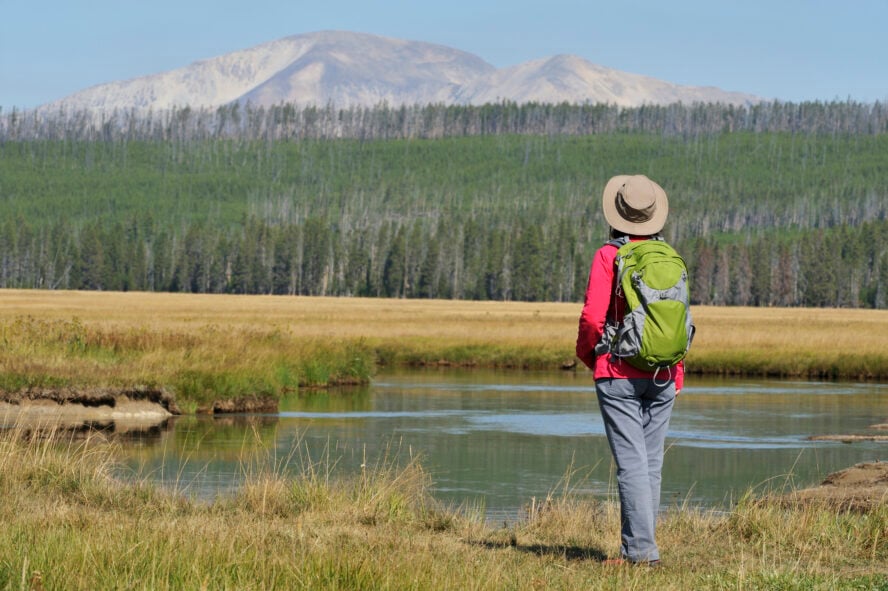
[602,558,627,566]
[602,557,660,567]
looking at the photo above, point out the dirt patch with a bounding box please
[0,386,180,435]
[1,386,180,414]
[1,386,279,420]
[780,462,888,511]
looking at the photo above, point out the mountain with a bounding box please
[41,31,759,112]
[457,54,757,106]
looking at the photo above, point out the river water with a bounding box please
[119,370,888,516]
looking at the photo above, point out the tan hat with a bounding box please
[602,174,669,235]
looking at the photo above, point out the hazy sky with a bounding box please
[1,0,886,109]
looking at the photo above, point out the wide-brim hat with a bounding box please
[602,174,669,235]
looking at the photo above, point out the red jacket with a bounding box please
[576,239,685,390]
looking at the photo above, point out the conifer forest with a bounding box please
[0,100,886,307]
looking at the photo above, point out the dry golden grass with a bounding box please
[0,290,885,407]
[692,306,888,354]
[688,306,888,378]
[0,289,576,341]
[3,290,884,349]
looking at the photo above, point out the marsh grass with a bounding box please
[687,306,888,379]
[229,430,436,527]
[0,290,886,409]
[0,297,378,407]
[0,429,885,590]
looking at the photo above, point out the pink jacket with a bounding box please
[576,240,685,391]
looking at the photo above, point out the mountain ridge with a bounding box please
[42,30,761,111]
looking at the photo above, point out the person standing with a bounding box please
[576,174,686,566]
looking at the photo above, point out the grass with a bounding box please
[0,290,886,410]
[687,306,888,379]
[0,429,885,590]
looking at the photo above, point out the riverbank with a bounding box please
[780,461,888,512]
[0,430,884,590]
[0,290,886,412]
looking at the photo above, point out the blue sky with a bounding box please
[1,0,886,109]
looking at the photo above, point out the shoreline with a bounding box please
[1,365,886,420]
[0,290,886,411]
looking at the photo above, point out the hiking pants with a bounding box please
[595,377,676,563]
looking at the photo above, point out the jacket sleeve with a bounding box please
[674,360,685,392]
[576,247,614,369]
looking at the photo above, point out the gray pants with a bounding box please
[596,377,676,563]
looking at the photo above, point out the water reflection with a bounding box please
[114,371,888,514]
[0,409,173,442]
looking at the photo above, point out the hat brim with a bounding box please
[602,175,669,235]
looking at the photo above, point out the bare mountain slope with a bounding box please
[43,31,759,111]
[460,54,757,106]
[238,31,495,108]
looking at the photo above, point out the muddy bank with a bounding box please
[0,386,283,431]
[807,420,888,442]
[0,386,181,433]
[779,461,888,511]
[196,395,278,415]
[808,434,888,442]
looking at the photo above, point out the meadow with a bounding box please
[0,290,886,413]
[0,425,885,590]
[1,291,886,589]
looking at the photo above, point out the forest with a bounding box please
[0,100,886,308]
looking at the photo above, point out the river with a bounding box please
[118,369,888,517]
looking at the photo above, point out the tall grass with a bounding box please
[0,429,885,590]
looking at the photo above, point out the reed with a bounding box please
[0,430,884,590]
[0,290,886,410]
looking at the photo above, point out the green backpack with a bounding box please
[597,236,695,377]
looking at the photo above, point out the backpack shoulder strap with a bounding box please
[606,236,630,249]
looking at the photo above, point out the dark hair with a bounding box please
[608,227,659,240]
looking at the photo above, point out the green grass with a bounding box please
[0,310,377,409]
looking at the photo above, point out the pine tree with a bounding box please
[75,224,105,290]
[511,222,545,301]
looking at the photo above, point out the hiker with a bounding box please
[576,174,688,566]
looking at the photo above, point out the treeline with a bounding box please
[0,213,886,308]
[0,121,886,308]
[2,99,886,142]
[688,220,888,308]
[0,215,583,301]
